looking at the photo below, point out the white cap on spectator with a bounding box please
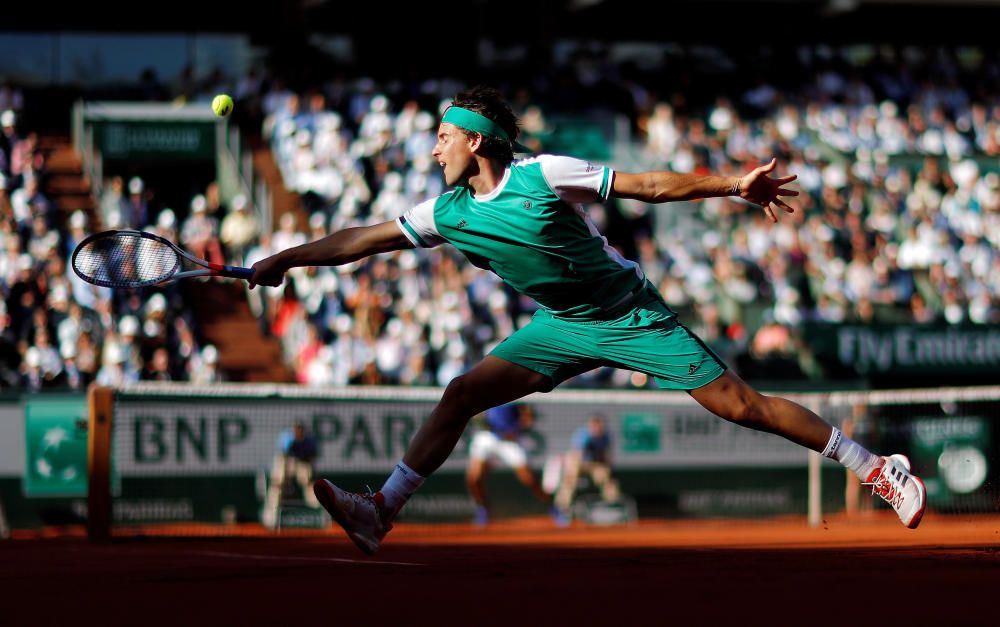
[158,209,176,228]
[50,284,69,305]
[413,154,432,173]
[128,177,144,194]
[951,160,979,189]
[397,250,417,271]
[17,254,33,272]
[320,272,338,293]
[202,344,218,364]
[334,314,353,334]
[60,342,77,360]
[25,347,40,368]
[146,293,167,314]
[386,318,403,337]
[318,112,342,130]
[231,194,248,211]
[69,210,87,229]
[383,171,403,192]
[190,195,207,213]
[107,209,123,228]
[488,290,508,310]
[104,343,125,365]
[702,231,722,250]
[446,340,466,359]
[370,94,389,113]
[415,111,434,131]
[0,110,14,127]
[120,315,139,336]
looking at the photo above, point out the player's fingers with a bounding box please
[777,188,799,197]
[773,174,797,184]
[759,157,777,173]
[775,199,795,213]
[764,203,777,222]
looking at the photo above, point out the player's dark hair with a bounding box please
[452,86,519,165]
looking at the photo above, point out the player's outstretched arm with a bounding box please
[612,158,799,222]
[250,220,413,288]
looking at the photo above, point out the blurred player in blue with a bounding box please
[466,402,559,526]
[555,414,620,518]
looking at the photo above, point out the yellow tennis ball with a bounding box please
[212,94,234,117]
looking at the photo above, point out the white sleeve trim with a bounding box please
[396,197,446,248]
[537,154,614,204]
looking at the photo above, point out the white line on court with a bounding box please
[193,550,424,567]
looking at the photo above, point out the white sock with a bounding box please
[822,427,880,481]
[380,461,425,520]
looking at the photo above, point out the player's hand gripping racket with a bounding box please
[71,230,255,288]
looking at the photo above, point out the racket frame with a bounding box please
[72,229,255,288]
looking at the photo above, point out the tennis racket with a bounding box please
[71,229,255,289]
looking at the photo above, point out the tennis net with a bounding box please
[85,382,1000,539]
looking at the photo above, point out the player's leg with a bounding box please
[401,356,550,475]
[690,370,833,451]
[314,356,549,554]
[689,370,926,528]
[512,464,551,503]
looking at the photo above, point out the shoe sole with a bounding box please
[313,479,380,555]
[889,455,926,530]
[906,475,927,530]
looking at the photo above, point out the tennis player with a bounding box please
[249,86,926,555]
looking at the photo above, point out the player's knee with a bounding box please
[442,374,472,407]
[727,395,772,431]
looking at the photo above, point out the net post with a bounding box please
[807,398,823,528]
[88,385,114,542]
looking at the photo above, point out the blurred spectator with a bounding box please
[220,193,259,264]
[262,422,320,529]
[180,194,223,265]
[554,414,620,518]
[121,177,149,229]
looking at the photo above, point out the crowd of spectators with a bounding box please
[5,42,1000,389]
[0,94,223,389]
[236,44,1000,386]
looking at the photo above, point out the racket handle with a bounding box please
[218,265,256,281]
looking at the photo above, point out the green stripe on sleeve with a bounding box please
[400,219,429,248]
[599,167,611,199]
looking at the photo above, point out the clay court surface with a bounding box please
[3,513,999,626]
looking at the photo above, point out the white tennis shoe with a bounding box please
[863,454,927,529]
[314,479,391,555]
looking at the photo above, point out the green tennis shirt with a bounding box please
[396,155,646,319]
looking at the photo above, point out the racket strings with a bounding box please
[74,233,180,288]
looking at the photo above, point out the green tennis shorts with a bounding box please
[490,283,726,391]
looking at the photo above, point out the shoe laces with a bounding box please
[862,463,907,510]
[350,486,390,529]
[341,485,376,508]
